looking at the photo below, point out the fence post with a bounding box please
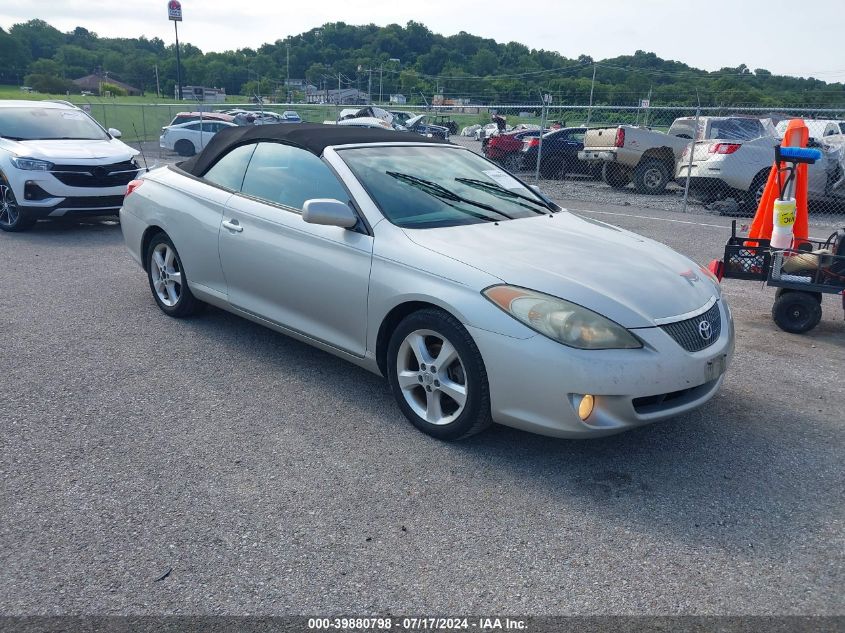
[535,96,548,182]
[681,106,700,214]
[141,105,147,143]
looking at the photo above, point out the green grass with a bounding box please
[1,84,605,141]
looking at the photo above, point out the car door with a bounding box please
[218,141,373,356]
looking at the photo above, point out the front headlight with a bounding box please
[484,285,642,350]
[10,157,53,171]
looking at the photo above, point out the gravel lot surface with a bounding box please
[1,150,843,616]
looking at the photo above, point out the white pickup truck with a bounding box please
[578,118,696,194]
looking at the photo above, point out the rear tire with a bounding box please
[174,139,196,157]
[771,291,822,333]
[540,158,562,180]
[742,171,770,213]
[387,308,492,441]
[602,163,630,189]
[633,159,671,194]
[146,233,204,318]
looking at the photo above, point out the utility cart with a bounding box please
[719,222,845,333]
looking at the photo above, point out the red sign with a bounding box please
[168,0,182,21]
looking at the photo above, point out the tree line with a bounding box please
[1,18,843,107]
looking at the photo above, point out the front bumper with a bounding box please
[21,196,124,218]
[11,169,134,218]
[468,299,735,438]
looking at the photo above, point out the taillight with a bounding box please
[709,143,741,155]
[614,128,625,147]
[125,179,144,197]
[526,138,540,147]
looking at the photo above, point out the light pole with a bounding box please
[379,58,400,105]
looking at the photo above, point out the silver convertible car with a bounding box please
[120,124,734,440]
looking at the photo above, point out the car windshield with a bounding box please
[338,145,552,228]
[0,107,109,141]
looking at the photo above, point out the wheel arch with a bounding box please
[375,300,459,377]
[140,225,167,271]
[640,147,675,168]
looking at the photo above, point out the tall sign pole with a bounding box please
[168,1,183,100]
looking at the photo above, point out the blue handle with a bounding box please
[779,146,822,163]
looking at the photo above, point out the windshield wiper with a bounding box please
[387,171,514,220]
[454,177,552,213]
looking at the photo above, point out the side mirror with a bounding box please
[302,199,358,228]
[108,128,122,138]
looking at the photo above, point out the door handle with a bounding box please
[222,219,243,232]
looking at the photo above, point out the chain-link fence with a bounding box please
[83,101,845,235]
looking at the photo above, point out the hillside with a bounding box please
[1,18,843,107]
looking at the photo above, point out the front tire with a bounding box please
[0,179,37,232]
[146,233,204,318]
[387,308,492,440]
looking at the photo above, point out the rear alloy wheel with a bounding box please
[388,309,492,440]
[174,139,196,157]
[146,233,204,317]
[0,181,36,232]
[771,291,822,334]
[633,159,671,194]
[602,162,630,189]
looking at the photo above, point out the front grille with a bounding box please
[660,301,721,353]
[51,161,139,188]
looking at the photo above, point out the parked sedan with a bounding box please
[521,127,595,178]
[484,129,542,170]
[160,120,238,156]
[676,117,845,211]
[121,124,733,440]
[404,114,450,140]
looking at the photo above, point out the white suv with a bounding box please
[0,100,140,232]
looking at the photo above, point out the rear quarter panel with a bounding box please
[122,166,232,297]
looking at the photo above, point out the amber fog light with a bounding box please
[578,394,595,421]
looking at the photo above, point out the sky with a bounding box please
[2,0,844,82]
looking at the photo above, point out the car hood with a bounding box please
[2,138,138,162]
[402,212,718,328]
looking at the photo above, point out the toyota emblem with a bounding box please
[698,319,713,341]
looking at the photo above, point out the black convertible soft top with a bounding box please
[178,122,448,176]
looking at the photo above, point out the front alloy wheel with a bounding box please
[396,329,468,426]
[387,308,492,440]
[0,182,36,232]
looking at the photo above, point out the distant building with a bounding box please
[73,74,141,96]
[306,87,369,105]
[179,85,227,103]
[389,94,406,105]
[284,78,307,88]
